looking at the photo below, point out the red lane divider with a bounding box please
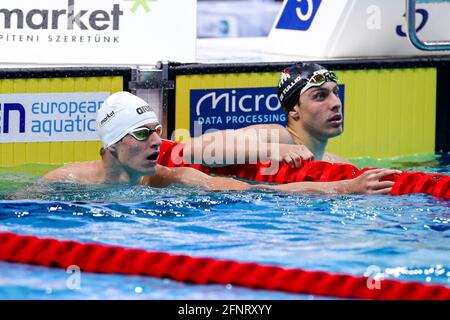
[1,232,449,300]
[158,139,450,199]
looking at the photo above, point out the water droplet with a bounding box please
[135,286,143,294]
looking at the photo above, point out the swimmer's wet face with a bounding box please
[277,63,343,140]
[296,82,343,140]
[111,122,162,176]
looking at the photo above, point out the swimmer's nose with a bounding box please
[329,91,342,110]
[331,103,341,113]
[150,134,161,150]
[151,142,160,152]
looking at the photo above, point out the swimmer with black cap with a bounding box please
[41,91,399,195]
[185,62,348,168]
[276,62,346,163]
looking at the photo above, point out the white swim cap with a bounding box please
[96,91,159,148]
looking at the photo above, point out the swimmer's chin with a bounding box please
[144,166,157,176]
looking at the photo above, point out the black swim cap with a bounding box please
[277,62,330,111]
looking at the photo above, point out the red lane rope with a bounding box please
[1,232,449,300]
[158,139,450,199]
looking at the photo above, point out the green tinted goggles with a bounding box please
[300,70,339,95]
[128,124,162,141]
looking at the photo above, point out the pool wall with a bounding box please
[166,58,450,159]
[0,57,449,167]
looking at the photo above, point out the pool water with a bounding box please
[0,154,449,299]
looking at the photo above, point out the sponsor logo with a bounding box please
[136,105,153,115]
[0,103,26,133]
[190,88,286,136]
[0,92,109,143]
[279,70,291,87]
[0,0,128,45]
[396,9,428,37]
[276,0,322,31]
[99,110,115,127]
[0,0,123,31]
[124,0,158,14]
[279,75,302,102]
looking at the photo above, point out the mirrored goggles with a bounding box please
[300,70,339,95]
[128,124,162,141]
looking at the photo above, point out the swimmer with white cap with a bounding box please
[42,91,400,194]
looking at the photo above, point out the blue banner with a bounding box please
[276,0,322,31]
[190,85,344,136]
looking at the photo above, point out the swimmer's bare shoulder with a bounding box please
[141,165,206,188]
[42,161,104,183]
[141,165,173,187]
[241,123,293,143]
[142,165,249,191]
[9,161,103,199]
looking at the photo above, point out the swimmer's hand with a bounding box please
[278,144,314,168]
[343,169,402,194]
[259,168,401,195]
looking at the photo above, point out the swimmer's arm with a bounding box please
[151,166,400,194]
[256,169,400,195]
[183,124,303,165]
[254,181,349,194]
[164,168,348,193]
[148,166,249,190]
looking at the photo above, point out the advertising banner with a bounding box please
[0,74,123,166]
[175,68,436,158]
[265,0,450,57]
[0,92,109,143]
[0,0,196,65]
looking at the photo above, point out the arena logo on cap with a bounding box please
[276,0,322,31]
[136,105,153,115]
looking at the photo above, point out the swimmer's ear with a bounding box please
[107,144,118,155]
[288,105,301,121]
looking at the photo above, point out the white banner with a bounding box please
[0,0,196,65]
[0,92,110,143]
[265,0,450,57]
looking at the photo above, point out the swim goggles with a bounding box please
[300,70,339,95]
[128,124,163,141]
